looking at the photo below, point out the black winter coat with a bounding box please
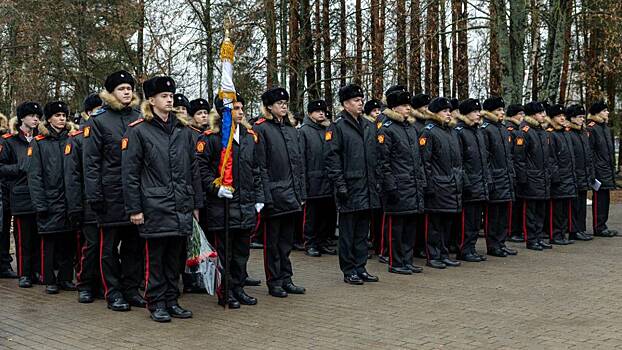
[480,114,515,202]
[325,110,381,213]
[83,92,141,226]
[0,131,36,215]
[376,110,425,214]
[253,110,306,217]
[122,107,201,238]
[548,126,577,199]
[567,125,594,191]
[420,116,464,213]
[586,117,616,190]
[28,126,71,234]
[455,118,489,203]
[298,116,333,199]
[64,129,97,225]
[196,122,263,231]
[513,117,551,200]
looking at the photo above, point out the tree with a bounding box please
[265,0,278,88]
[396,0,407,85]
[425,0,439,96]
[409,0,422,94]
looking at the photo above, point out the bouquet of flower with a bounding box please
[186,219,219,295]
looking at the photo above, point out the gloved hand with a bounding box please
[68,211,82,226]
[217,187,233,199]
[387,190,399,204]
[255,203,264,213]
[337,187,348,201]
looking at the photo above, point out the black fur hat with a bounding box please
[17,101,43,119]
[565,104,586,119]
[338,84,364,103]
[483,96,505,112]
[189,98,210,117]
[459,98,482,115]
[506,104,524,117]
[44,101,70,120]
[83,93,102,113]
[428,97,452,113]
[364,99,382,115]
[143,76,176,99]
[450,98,460,112]
[589,101,608,115]
[307,99,328,114]
[410,94,431,109]
[104,70,135,93]
[524,101,545,116]
[174,94,190,110]
[261,87,289,107]
[386,91,412,109]
[385,85,407,98]
[546,104,565,118]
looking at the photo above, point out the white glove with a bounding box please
[217,187,233,199]
[255,203,264,213]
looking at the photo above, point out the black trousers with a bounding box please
[413,214,426,256]
[214,228,251,294]
[14,214,39,278]
[522,199,546,244]
[425,213,453,261]
[592,189,611,234]
[459,202,483,254]
[251,213,263,244]
[1,209,12,270]
[40,232,74,285]
[549,198,572,241]
[369,209,384,255]
[99,225,143,300]
[338,210,370,275]
[303,197,337,250]
[386,214,417,268]
[144,236,184,311]
[510,200,523,238]
[262,214,295,288]
[485,202,510,250]
[76,224,100,292]
[570,190,588,233]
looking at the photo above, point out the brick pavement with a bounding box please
[1,206,622,349]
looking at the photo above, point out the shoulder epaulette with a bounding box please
[481,122,489,128]
[69,130,83,137]
[247,128,257,136]
[334,117,343,123]
[128,118,144,127]
[91,108,106,117]
[255,118,266,125]
[2,133,12,139]
[188,125,201,133]
[522,125,530,132]
[587,121,596,127]
[425,123,435,130]
[382,120,392,127]
[35,134,45,141]
[546,127,554,132]
[455,126,464,131]
[203,129,215,136]
[507,126,514,131]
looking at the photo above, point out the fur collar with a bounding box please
[140,101,188,126]
[567,122,583,131]
[524,115,541,127]
[428,111,452,127]
[409,108,432,121]
[304,115,331,128]
[548,118,564,131]
[208,110,253,134]
[481,110,501,123]
[383,109,407,123]
[37,121,77,137]
[456,114,476,126]
[588,114,606,123]
[260,105,298,127]
[505,116,522,127]
[99,90,140,112]
[363,114,376,123]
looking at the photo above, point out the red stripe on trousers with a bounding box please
[484,205,489,238]
[98,228,109,299]
[40,237,44,283]
[143,240,150,304]
[380,213,386,256]
[507,202,513,237]
[388,216,393,267]
[593,192,598,231]
[549,200,554,240]
[301,204,307,247]
[522,200,528,242]
[424,214,430,261]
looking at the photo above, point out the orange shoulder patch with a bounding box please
[516,137,524,146]
[27,146,33,157]
[507,126,514,131]
[255,118,266,125]
[128,118,144,127]
[325,130,333,141]
[121,137,129,150]
[588,121,596,127]
[64,143,72,155]
[2,133,12,139]
[83,126,91,138]
[189,125,201,133]
[70,130,83,137]
[508,136,512,143]
[196,140,206,153]
[419,137,427,146]
[34,135,45,141]
[377,134,385,144]
[521,125,530,132]
[376,121,382,130]
[203,129,214,136]
[247,129,259,144]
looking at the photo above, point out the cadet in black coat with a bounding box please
[505,104,526,243]
[586,101,618,237]
[325,84,381,285]
[122,76,199,322]
[454,99,490,262]
[83,70,145,311]
[196,94,263,308]
[546,105,577,245]
[419,97,463,269]
[28,102,77,294]
[480,97,517,257]
[298,100,337,257]
[377,91,426,275]
[565,105,594,241]
[0,102,42,287]
[253,87,307,297]
[513,102,553,250]
[64,98,103,303]
[0,113,16,279]
[362,98,384,257]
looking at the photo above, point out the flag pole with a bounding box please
[222,17,233,310]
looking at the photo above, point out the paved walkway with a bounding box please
[1,206,622,349]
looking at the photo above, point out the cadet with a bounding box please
[0,102,42,287]
[586,101,618,237]
[196,92,262,308]
[0,112,16,278]
[455,98,489,262]
[505,104,525,243]
[546,104,577,245]
[363,99,382,124]
[173,93,190,119]
[480,97,517,257]
[419,97,463,269]
[28,101,76,294]
[325,84,381,285]
[565,104,593,241]
[298,100,337,257]
[122,76,198,322]
[513,102,553,250]
[253,87,307,297]
[83,70,145,311]
[376,90,425,274]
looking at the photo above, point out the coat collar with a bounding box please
[99,90,140,112]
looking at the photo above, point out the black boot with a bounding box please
[150,308,172,322]
[233,287,258,305]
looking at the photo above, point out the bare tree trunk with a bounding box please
[371,0,385,99]
[440,0,451,97]
[280,0,288,86]
[136,0,145,94]
[558,0,573,104]
[425,0,439,96]
[396,0,407,85]
[354,0,363,84]
[530,0,540,100]
[339,0,347,87]
[315,0,322,97]
[489,0,501,95]
[266,0,278,88]
[322,0,333,110]
[301,0,318,99]
[289,0,301,114]
[451,0,459,97]
[409,0,422,93]
[456,0,469,99]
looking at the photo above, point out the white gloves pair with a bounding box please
[217,187,264,213]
